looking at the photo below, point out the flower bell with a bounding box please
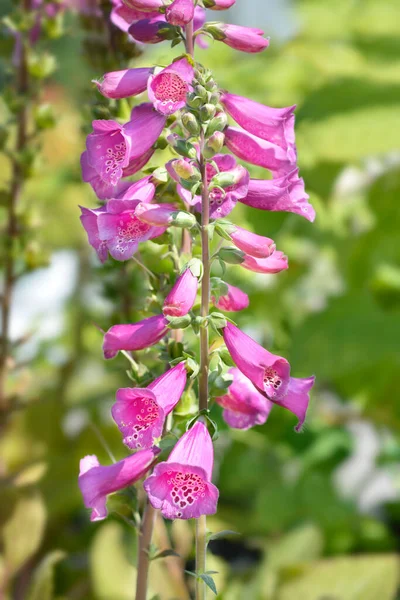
[103,314,169,359]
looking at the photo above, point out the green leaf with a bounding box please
[207,530,239,542]
[151,548,180,561]
[26,550,65,600]
[199,573,218,595]
[3,493,47,575]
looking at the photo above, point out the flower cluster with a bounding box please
[78,0,315,562]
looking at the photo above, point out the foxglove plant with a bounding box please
[78,1,316,598]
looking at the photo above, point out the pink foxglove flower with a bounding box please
[80,206,108,263]
[242,251,289,274]
[203,0,236,9]
[111,0,159,32]
[147,58,194,116]
[216,367,272,429]
[205,23,269,53]
[221,93,296,161]
[95,67,154,99]
[225,126,295,176]
[84,104,165,191]
[103,314,169,359]
[112,362,187,449]
[163,268,198,317]
[229,226,276,259]
[240,169,315,222]
[165,0,194,26]
[79,448,160,521]
[129,16,170,44]
[123,0,164,10]
[167,154,249,218]
[212,283,249,312]
[223,322,315,431]
[135,202,177,226]
[143,421,219,519]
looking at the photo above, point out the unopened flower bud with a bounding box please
[200,103,217,122]
[167,314,193,330]
[170,211,197,229]
[208,92,220,106]
[218,247,246,264]
[186,93,203,109]
[204,131,225,157]
[182,112,201,135]
[211,170,239,188]
[168,135,198,159]
[171,158,197,179]
[206,111,228,136]
[195,84,208,99]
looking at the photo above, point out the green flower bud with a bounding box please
[218,247,246,264]
[203,132,225,158]
[168,136,198,159]
[186,93,203,109]
[171,158,197,180]
[195,84,208,99]
[167,314,192,330]
[170,211,197,229]
[200,103,217,122]
[208,92,220,106]
[210,170,239,189]
[182,112,201,135]
[206,111,228,136]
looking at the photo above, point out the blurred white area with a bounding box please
[229,0,297,40]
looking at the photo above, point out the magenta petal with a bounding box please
[96,67,153,99]
[112,388,164,449]
[124,103,166,161]
[148,362,187,414]
[165,0,194,26]
[225,126,295,176]
[163,269,198,317]
[212,283,249,312]
[135,202,177,226]
[79,449,159,521]
[275,376,315,432]
[223,322,290,395]
[219,23,269,53]
[125,0,164,10]
[242,251,289,274]
[143,461,219,519]
[230,226,275,259]
[116,176,155,202]
[79,206,108,263]
[128,16,167,44]
[103,315,169,359]
[168,421,214,481]
[205,0,236,9]
[148,58,194,116]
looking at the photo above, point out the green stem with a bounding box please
[135,500,157,600]
[195,515,208,600]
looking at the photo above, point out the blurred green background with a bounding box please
[1,0,400,598]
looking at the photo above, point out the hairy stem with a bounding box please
[195,515,207,600]
[135,500,157,600]
[185,20,194,56]
[0,1,30,411]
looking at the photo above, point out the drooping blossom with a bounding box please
[239,169,315,222]
[111,0,159,32]
[112,362,187,449]
[82,104,165,193]
[204,23,270,53]
[135,202,177,226]
[143,421,219,519]
[147,58,194,116]
[203,0,236,9]
[223,322,315,431]
[224,126,295,176]
[229,226,276,259]
[95,67,154,99]
[129,16,173,44]
[165,0,194,26]
[221,93,296,161]
[216,367,272,429]
[212,283,249,312]
[123,0,164,10]
[163,268,198,317]
[103,314,169,359]
[79,448,160,521]
[242,251,289,274]
[167,154,249,218]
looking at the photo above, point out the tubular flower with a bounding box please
[103,314,169,359]
[203,0,236,9]
[79,448,160,521]
[212,283,249,312]
[112,362,187,449]
[95,67,154,99]
[216,367,273,429]
[221,92,296,161]
[229,226,276,259]
[163,268,198,317]
[242,250,289,274]
[129,16,172,43]
[111,0,159,32]
[143,421,219,519]
[239,169,315,222]
[147,58,194,116]
[135,202,178,226]
[224,126,296,176]
[167,154,249,218]
[83,104,165,192]
[122,0,164,10]
[204,22,269,53]
[165,0,194,26]
[223,322,315,431]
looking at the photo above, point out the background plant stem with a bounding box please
[135,500,157,600]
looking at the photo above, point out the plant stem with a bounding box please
[135,500,157,600]
[0,1,30,411]
[195,515,208,600]
[185,20,194,56]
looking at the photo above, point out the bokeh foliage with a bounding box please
[1,0,400,598]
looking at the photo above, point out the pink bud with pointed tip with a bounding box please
[230,226,276,259]
[79,448,160,521]
[203,0,236,9]
[223,322,315,431]
[212,283,249,312]
[144,421,219,519]
[242,251,289,274]
[112,362,187,449]
[103,314,169,359]
[165,0,194,26]
[163,268,198,317]
[128,16,169,44]
[95,67,153,99]
[205,22,269,53]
